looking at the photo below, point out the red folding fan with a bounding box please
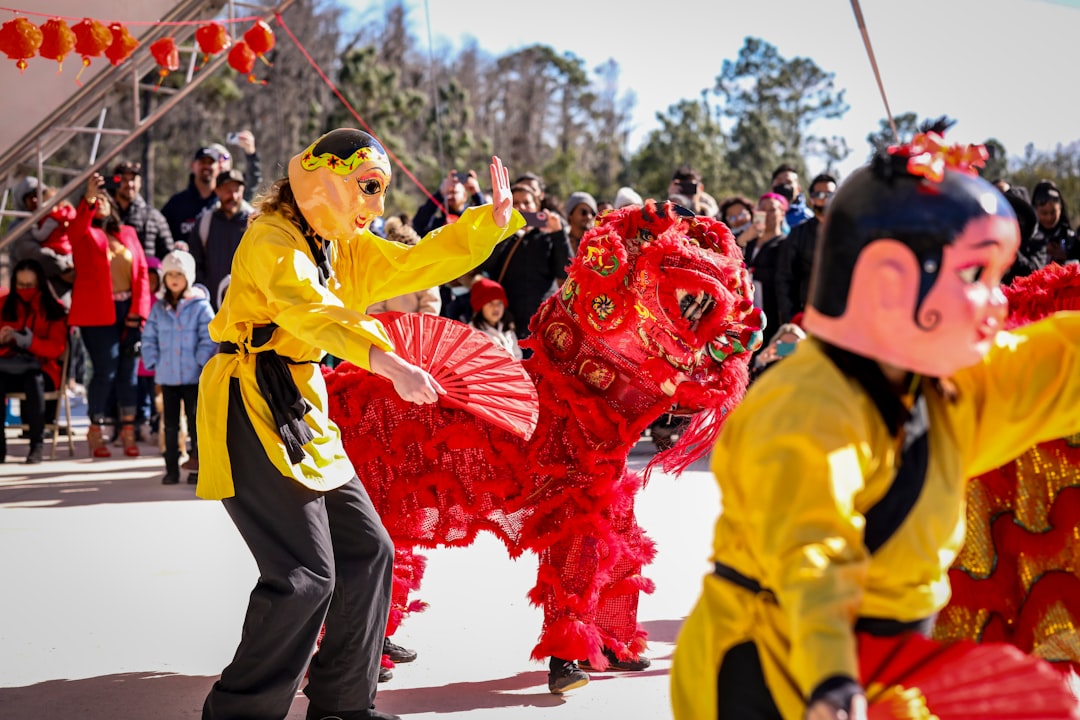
[377,312,539,440]
[859,632,1080,719]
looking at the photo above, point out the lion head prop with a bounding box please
[527,199,764,474]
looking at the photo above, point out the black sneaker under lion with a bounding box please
[382,637,417,663]
[579,646,652,671]
[547,657,589,694]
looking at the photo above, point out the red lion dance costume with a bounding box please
[325,200,763,688]
[936,261,1080,673]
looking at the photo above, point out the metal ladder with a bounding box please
[0,0,293,256]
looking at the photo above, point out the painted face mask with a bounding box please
[802,133,1019,377]
[287,128,392,241]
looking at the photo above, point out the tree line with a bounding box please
[45,0,1080,221]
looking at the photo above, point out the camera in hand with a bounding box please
[520,210,548,228]
[678,180,699,197]
[454,171,471,184]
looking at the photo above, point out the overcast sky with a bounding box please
[345,0,1080,181]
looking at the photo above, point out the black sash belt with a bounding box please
[712,561,932,636]
[218,323,315,464]
[713,562,776,603]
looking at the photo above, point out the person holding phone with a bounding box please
[749,322,806,382]
[70,172,152,459]
[742,192,791,347]
[411,168,486,236]
[668,165,719,217]
[478,182,571,342]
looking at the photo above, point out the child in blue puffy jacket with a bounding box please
[142,250,215,484]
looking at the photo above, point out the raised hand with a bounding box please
[84,173,105,204]
[489,156,512,228]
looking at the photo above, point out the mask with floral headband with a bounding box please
[287,128,391,241]
[803,131,1020,377]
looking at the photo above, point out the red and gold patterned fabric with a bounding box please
[936,262,1080,673]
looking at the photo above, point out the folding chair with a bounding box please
[5,345,75,459]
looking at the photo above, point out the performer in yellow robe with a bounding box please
[197,128,522,720]
[671,132,1080,720]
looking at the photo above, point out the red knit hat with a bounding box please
[470,278,508,313]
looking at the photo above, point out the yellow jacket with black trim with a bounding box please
[195,206,524,501]
[670,315,1080,720]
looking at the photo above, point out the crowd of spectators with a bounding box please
[0,132,260,471]
[4,143,1077,470]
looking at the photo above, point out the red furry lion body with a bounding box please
[325,202,762,668]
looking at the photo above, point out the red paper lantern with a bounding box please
[0,17,44,73]
[104,22,138,67]
[243,19,274,62]
[72,18,111,82]
[38,18,76,72]
[149,37,179,85]
[195,21,230,67]
[228,40,264,84]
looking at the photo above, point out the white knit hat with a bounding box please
[161,250,196,290]
[614,186,643,209]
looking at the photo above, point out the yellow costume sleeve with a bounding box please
[732,387,871,699]
[954,312,1080,478]
[333,205,524,315]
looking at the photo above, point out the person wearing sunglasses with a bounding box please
[775,173,838,326]
[720,195,756,243]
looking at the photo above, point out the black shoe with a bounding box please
[25,444,43,464]
[306,702,400,720]
[547,657,589,694]
[382,637,417,663]
[187,472,198,485]
[378,665,392,683]
[579,646,651,671]
[162,472,180,485]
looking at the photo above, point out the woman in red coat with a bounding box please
[69,173,151,458]
[0,258,68,463]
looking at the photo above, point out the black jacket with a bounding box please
[744,234,789,347]
[118,193,174,259]
[478,227,573,339]
[187,202,253,310]
[774,216,819,325]
[161,181,218,247]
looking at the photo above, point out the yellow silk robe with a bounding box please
[671,316,1080,719]
[196,206,523,500]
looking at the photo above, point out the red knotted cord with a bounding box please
[275,13,447,216]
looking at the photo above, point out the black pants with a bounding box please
[0,370,53,452]
[161,383,198,475]
[202,380,394,720]
[716,641,783,720]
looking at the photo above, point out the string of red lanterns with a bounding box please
[0,13,274,86]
